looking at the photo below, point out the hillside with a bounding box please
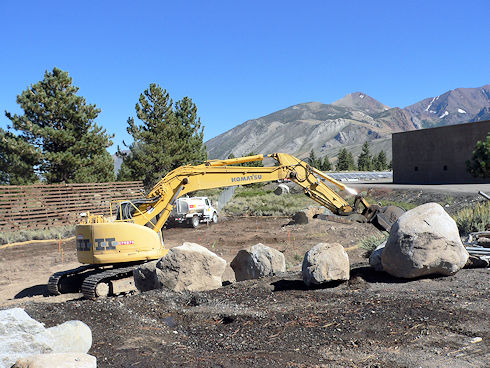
[206,85,490,161]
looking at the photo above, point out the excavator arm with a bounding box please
[76,152,390,266]
[119,153,370,233]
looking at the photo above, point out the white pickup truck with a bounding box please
[168,196,218,228]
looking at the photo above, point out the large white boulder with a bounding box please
[230,243,286,281]
[0,308,92,368]
[154,242,226,292]
[12,353,96,368]
[302,243,350,286]
[381,203,469,278]
[46,321,92,354]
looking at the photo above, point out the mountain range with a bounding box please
[205,85,490,161]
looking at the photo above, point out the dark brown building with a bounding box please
[392,120,490,184]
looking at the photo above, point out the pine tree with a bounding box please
[308,149,320,168]
[347,150,356,170]
[357,141,372,171]
[118,84,207,188]
[336,148,349,171]
[320,155,332,171]
[5,67,115,183]
[0,128,40,185]
[373,150,388,171]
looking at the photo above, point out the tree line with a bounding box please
[307,141,391,172]
[0,68,205,189]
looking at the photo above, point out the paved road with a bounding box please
[347,179,490,195]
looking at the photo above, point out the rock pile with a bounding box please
[0,308,94,368]
[302,243,350,286]
[230,243,286,281]
[380,203,469,278]
[134,242,226,292]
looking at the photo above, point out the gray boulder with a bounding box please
[155,242,226,292]
[230,243,286,281]
[133,260,160,292]
[381,203,469,278]
[12,353,96,368]
[369,241,386,272]
[274,184,290,195]
[302,243,350,286]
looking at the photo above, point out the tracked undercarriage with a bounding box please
[48,263,143,299]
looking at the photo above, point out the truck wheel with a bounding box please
[191,215,200,228]
[212,212,218,224]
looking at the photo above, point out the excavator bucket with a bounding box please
[369,206,406,232]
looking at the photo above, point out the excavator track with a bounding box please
[48,265,96,295]
[81,265,140,300]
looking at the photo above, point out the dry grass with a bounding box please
[0,225,74,245]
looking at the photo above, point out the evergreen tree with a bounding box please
[118,84,207,188]
[336,148,349,171]
[466,132,490,178]
[308,149,320,168]
[373,150,388,171]
[0,128,40,184]
[5,67,115,183]
[357,141,373,171]
[320,155,332,171]
[347,150,356,170]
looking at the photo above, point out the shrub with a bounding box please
[453,201,490,235]
[359,233,388,257]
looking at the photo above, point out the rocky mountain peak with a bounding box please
[332,92,390,115]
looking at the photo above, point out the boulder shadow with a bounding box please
[15,284,49,299]
[271,279,344,292]
[349,266,447,284]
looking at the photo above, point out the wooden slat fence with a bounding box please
[0,181,145,231]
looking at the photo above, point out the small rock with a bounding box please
[470,337,482,344]
[230,243,286,281]
[464,255,489,269]
[274,184,290,195]
[12,353,96,368]
[381,203,469,278]
[369,241,386,272]
[292,211,308,224]
[302,243,350,286]
[155,242,226,292]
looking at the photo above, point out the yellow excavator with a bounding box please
[48,153,402,299]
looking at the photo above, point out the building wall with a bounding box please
[392,120,490,184]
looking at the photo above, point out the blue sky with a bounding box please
[1,0,489,153]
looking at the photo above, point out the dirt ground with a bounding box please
[0,189,488,367]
